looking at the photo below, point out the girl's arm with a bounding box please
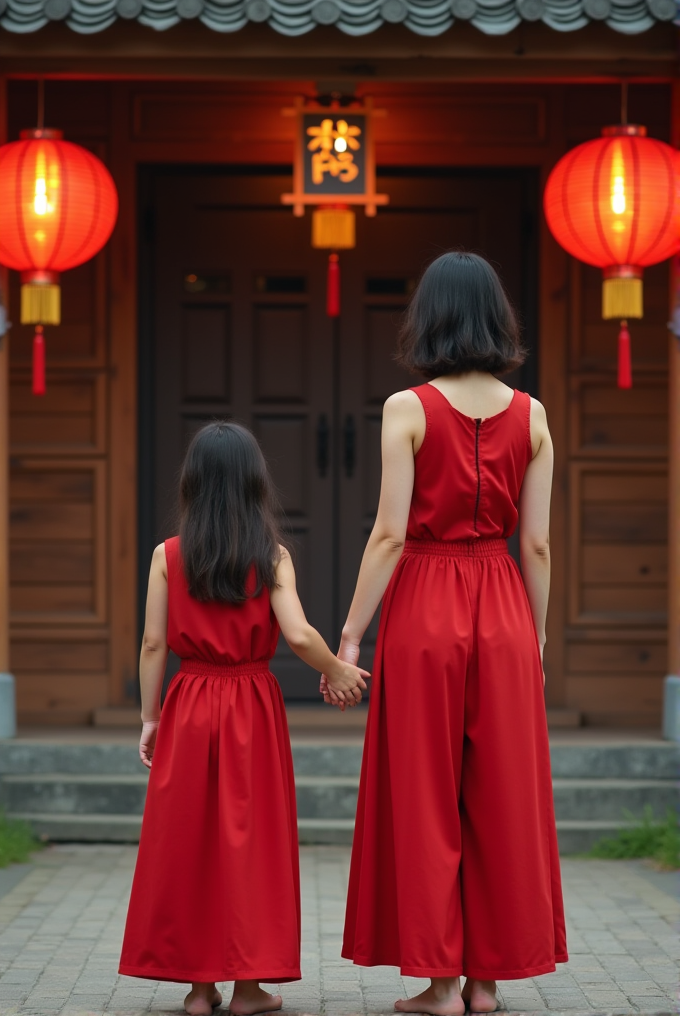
[518,398,553,678]
[339,390,422,656]
[138,544,170,767]
[270,549,370,705]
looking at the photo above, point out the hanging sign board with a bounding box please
[282,97,388,217]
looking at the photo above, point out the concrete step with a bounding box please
[5,772,676,830]
[295,775,359,819]
[292,743,363,776]
[298,818,354,845]
[9,814,647,855]
[0,743,142,775]
[1,774,148,816]
[549,743,678,780]
[9,812,143,843]
[555,820,641,856]
[551,778,678,821]
[2,739,676,779]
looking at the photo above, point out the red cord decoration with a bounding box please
[617,321,632,390]
[32,326,46,397]
[327,254,340,317]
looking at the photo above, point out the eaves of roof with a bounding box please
[1,0,677,39]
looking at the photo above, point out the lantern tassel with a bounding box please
[327,254,340,317]
[33,326,46,397]
[617,320,632,390]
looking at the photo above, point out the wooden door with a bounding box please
[140,167,536,698]
[142,169,334,698]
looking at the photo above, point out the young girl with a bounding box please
[119,421,368,1016]
[327,252,567,1014]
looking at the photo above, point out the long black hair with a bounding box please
[178,421,283,603]
[397,251,526,378]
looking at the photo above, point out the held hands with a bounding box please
[320,636,367,710]
[139,719,160,769]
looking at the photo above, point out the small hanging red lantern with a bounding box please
[0,129,118,394]
[282,96,388,318]
[544,124,679,388]
[312,205,355,317]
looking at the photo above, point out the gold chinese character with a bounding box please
[307,119,362,184]
[307,118,337,153]
[310,150,360,185]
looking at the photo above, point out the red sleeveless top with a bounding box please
[407,383,532,543]
[164,536,280,666]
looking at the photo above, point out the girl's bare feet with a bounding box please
[184,982,222,1015]
[228,981,283,1016]
[461,978,499,1013]
[395,977,465,1016]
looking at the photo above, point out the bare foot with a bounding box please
[185,982,222,1016]
[395,977,465,1016]
[461,978,498,1013]
[229,981,283,1016]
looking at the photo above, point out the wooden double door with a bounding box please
[139,166,537,697]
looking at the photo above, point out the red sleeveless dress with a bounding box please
[342,383,568,980]
[119,536,301,984]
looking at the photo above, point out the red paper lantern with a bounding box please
[0,128,118,394]
[544,124,679,387]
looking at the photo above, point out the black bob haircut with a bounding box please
[178,421,283,604]
[397,251,526,379]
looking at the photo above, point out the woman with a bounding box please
[327,252,567,1015]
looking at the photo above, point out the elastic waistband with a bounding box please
[179,659,271,678]
[404,538,509,559]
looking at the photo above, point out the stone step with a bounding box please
[1,739,677,779]
[3,772,677,826]
[10,812,143,843]
[548,743,678,780]
[292,743,363,776]
[298,818,355,845]
[295,775,359,819]
[1,774,148,816]
[8,812,647,854]
[552,778,678,821]
[555,820,641,856]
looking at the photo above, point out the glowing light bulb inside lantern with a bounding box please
[610,145,626,232]
[33,152,55,218]
[34,177,48,215]
[334,136,347,153]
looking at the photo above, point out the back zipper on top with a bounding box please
[473,418,482,532]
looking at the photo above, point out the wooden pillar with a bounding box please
[0,75,14,732]
[669,83,680,680]
[0,74,9,674]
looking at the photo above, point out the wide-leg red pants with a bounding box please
[343,539,568,980]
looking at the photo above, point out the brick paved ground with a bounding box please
[0,845,676,1016]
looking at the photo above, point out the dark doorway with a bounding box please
[138,165,539,698]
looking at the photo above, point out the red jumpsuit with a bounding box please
[342,383,568,980]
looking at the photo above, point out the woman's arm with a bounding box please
[340,390,423,655]
[518,398,553,675]
[139,544,170,767]
[270,548,369,705]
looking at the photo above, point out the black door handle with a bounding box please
[316,413,330,478]
[343,414,356,478]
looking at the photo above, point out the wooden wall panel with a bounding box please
[563,132,669,725]
[8,81,111,724]
[9,459,107,625]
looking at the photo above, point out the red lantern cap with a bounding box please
[543,125,680,271]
